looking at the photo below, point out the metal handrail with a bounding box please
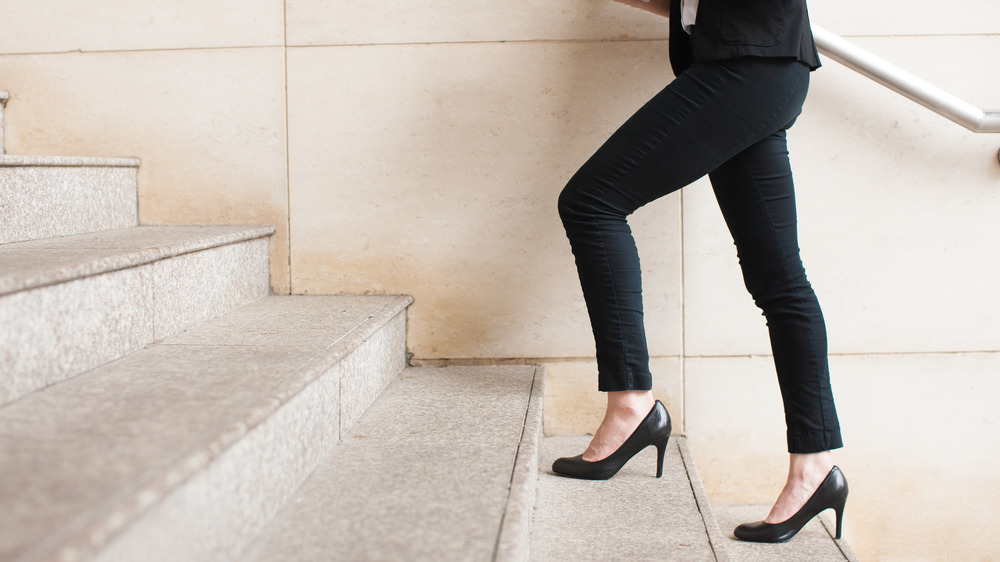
[812,26,1000,135]
[0,91,7,155]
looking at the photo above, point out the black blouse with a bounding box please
[668,0,822,75]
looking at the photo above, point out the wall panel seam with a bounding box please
[0,45,286,57]
[282,0,293,295]
[284,38,670,50]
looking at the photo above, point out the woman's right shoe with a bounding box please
[733,465,849,543]
[551,400,672,480]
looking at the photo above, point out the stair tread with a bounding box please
[0,294,410,562]
[241,365,542,562]
[0,225,274,295]
[530,434,725,562]
[531,434,855,562]
[712,505,859,562]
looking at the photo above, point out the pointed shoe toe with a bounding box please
[551,454,618,480]
[733,520,798,544]
[550,400,672,480]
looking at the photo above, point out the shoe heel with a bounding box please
[833,500,846,539]
[654,436,670,478]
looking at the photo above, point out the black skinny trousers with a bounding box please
[558,57,842,453]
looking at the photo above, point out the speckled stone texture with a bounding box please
[531,435,726,562]
[0,265,155,406]
[494,365,545,562]
[163,294,414,442]
[0,225,274,406]
[0,295,412,562]
[0,224,274,295]
[0,155,141,244]
[712,505,860,562]
[240,365,543,562]
[151,237,270,340]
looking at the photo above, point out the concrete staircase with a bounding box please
[1,90,857,561]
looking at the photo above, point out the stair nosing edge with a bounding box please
[320,294,414,363]
[677,437,733,562]
[818,516,862,562]
[0,154,141,168]
[0,225,276,296]
[493,364,546,562]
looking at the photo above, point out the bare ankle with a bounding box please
[605,390,655,417]
[581,391,655,462]
[788,452,834,485]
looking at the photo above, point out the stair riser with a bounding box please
[69,311,408,562]
[0,265,154,406]
[0,238,270,406]
[0,164,138,244]
[338,313,413,436]
[152,237,271,341]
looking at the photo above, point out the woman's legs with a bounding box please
[559,58,816,460]
[558,56,844,523]
[708,131,842,455]
[559,58,812,391]
[708,129,843,521]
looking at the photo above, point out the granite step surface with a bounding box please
[531,434,858,561]
[0,225,273,406]
[0,154,140,244]
[0,294,412,562]
[531,435,730,562]
[240,364,545,562]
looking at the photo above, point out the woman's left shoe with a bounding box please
[734,465,849,543]
[551,400,671,480]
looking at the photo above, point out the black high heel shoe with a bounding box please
[551,400,672,480]
[734,466,849,543]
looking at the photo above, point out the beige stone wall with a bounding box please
[2,1,999,560]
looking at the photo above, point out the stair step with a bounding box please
[531,434,857,561]
[1,155,140,244]
[712,505,860,562]
[240,365,545,562]
[531,435,731,562]
[0,225,274,406]
[0,294,411,562]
